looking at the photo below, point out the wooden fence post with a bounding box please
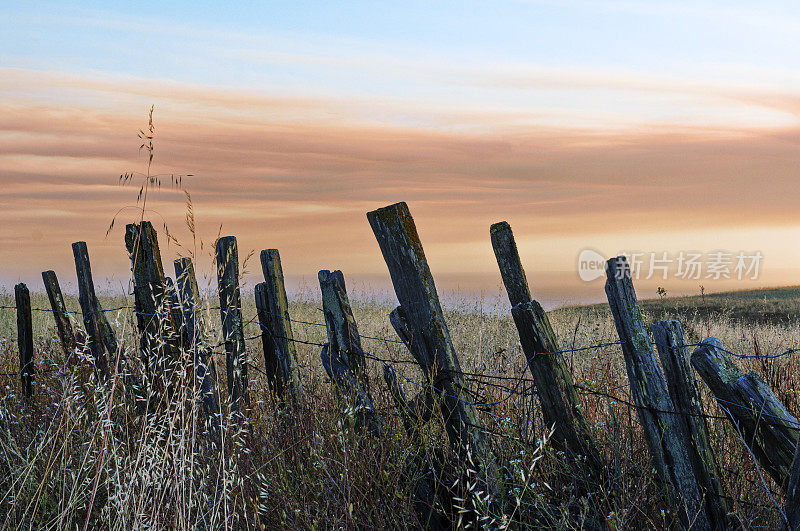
[15,283,33,399]
[605,256,709,529]
[490,221,601,468]
[42,270,76,358]
[125,222,180,381]
[383,364,434,444]
[691,336,798,488]
[254,283,299,401]
[72,241,110,380]
[367,202,500,492]
[319,270,368,387]
[216,236,249,414]
[175,257,220,433]
[258,249,301,398]
[318,269,378,434]
[387,305,437,433]
[383,364,448,530]
[653,320,729,528]
[166,277,185,343]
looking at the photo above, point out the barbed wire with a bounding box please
[4,302,800,432]
[4,302,800,360]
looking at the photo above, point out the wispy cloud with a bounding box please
[2,66,800,296]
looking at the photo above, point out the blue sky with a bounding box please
[4,1,799,90]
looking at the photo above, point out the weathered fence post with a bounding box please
[367,202,500,494]
[254,282,299,401]
[383,364,434,444]
[383,364,448,530]
[319,270,368,387]
[42,270,76,358]
[653,320,729,528]
[490,221,601,468]
[258,249,301,398]
[166,277,185,343]
[387,305,437,435]
[125,222,180,382]
[605,256,709,529]
[318,269,378,434]
[691,336,798,488]
[216,236,249,414]
[72,241,110,379]
[15,283,33,399]
[175,257,220,433]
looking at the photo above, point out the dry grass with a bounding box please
[0,284,798,529]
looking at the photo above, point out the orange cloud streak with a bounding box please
[1,69,799,304]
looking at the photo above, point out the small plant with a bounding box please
[657,286,668,320]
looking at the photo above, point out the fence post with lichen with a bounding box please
[654,320,729,529]
[490,221,601,470]
[367,201,502,500]
[258,249,301,400]
[692,336,798,489]
[125,221,181,385]
[605,255,709,530]
[318,269,378,434]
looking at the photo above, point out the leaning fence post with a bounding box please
[605,256,709,529]
[216,236,249,414]
[258,249,301,398]
[42,270,76,358]
[318,269,378,434]
[367,202,501,494]
[653,320,730,528]
[691,336,798,488]
[72,242,109,380]
[15,283,33,399]
[383,364,448,530]
[490,221,601,468]
[175,257,220,434]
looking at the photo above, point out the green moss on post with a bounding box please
[654,320,730,529]
[692,336,798,488]
[258,249,301,401]
[491,221,601,471]
[606,256,709,530]
[367,201,501,501]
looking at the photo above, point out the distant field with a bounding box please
[1,283,799,527]
[564,285,800,325]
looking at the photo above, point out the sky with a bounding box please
[1,1,799,307]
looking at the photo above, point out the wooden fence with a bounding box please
[4,201,800,530]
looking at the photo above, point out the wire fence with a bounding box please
[2,302,800,435]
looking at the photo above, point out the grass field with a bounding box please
[0,284,798,528]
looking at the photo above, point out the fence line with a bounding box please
[3,303,800,437]
[4,303,800,360]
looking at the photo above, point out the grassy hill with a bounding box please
[568,285,800,324]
